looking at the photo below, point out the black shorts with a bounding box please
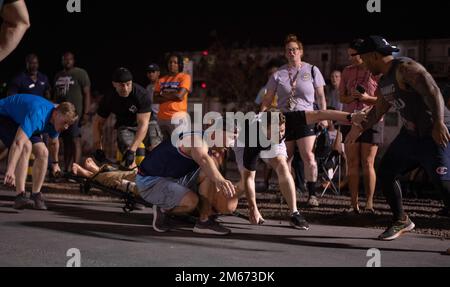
[341,122,384,145]
[0,116,43,147]
[284,111,315,141]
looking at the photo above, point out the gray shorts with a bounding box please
[136,169,200,210]
[117,124,153,154]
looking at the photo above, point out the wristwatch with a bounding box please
[346,113,353,122]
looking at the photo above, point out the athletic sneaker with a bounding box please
[193,219,231,235]
[152,205,170,233]
[30,192,47,210]
[13,193,35,210]
[209,214,223,222]
[362,208,375,216]
[307,195,320,207]
[290,211,310,230]
[378,216,415,241]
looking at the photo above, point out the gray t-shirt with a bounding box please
[266,63,325,112]
[54,67,90,115]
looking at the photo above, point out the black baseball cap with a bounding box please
[351,35,400,56]
[112,67,133,83]
[146,63,160,72]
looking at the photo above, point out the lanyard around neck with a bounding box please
[288,66,301,97]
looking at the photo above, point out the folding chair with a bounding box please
[319,150,341,196]
[313,128,342,197]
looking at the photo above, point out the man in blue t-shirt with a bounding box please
[0,94,78,210]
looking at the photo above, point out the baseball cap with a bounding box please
[146,63,160,72]
[112,67,133,83]
[351,35,400,56]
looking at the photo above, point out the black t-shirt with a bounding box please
[236,112,299,171]
[237,119,271,150]
[237,118,283,171]
[97,83,152,128]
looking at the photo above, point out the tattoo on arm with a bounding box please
[397,60,444,122]
[361,94,391,131]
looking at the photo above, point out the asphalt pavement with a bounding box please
[0,190,449,267]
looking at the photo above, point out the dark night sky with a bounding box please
[1,0,449,93]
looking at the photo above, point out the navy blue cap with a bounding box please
[351,35,400,56]
[146,63,160,72]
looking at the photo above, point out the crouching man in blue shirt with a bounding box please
[0,94,78,210]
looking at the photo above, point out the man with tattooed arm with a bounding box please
[346,36,450,240]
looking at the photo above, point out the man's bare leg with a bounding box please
[196,171,238,219]
[211,190,239,215]
[72,163,94,178]
[14,140,32,195]
[84,157,100,173]
[31,143,48,194]
[197,173,213,221]
[169,191,198,215]
[239,169,264,224]
[346,143,361,211]
[361,143,378,211]
[192,172,233,235]
[268,156,298,214]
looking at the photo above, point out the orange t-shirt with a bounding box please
[154,73,191,120]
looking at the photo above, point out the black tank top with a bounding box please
[378,57,450,137]
[138,132,200,178]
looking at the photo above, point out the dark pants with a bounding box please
[378,128,450,221]
[60,119,81,171]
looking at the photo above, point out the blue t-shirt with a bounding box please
[0,94,59,139]
[9,71,51,98]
